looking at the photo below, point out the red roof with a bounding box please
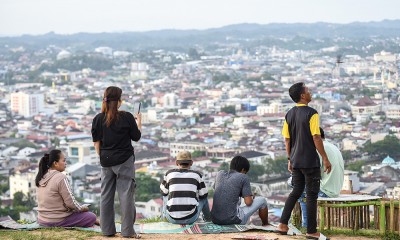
[153,198,163,206]
[355,96,377,106]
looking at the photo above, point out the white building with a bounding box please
[11,92,44,117]
[67,141,98,165]
[341,138,358,151]
[162,93,178,108]
[257,102,284,115]
[68,100,96,115]
[342,170,360,193]
[169,141,223,158]
[373,51,397,62]
[131,62,149,79]
[56,50,71,60]
[386,183,400,199]
[17,147,36,157]
[351,96,380,119]
[95,46,113,56]
[143,198,163,218]
[385,105,400,119]
[9,167,37,201]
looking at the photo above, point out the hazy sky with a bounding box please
[0,0,399,36]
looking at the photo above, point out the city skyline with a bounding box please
[0,0,399,36]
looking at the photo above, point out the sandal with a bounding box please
[123,233,141,239]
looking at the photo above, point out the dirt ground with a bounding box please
[87,232,380,240]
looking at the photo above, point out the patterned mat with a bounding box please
[0,216,301,235]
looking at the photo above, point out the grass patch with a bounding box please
[294,226,384,238]
[137,216,167,223]
[0,228,101,240]
[321,228,385,238]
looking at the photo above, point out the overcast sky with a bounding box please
[0,0,399,36]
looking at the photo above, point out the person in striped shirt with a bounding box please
[160,151,211,224]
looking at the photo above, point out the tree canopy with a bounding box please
[362,135,400,159]
[135,173,161,202]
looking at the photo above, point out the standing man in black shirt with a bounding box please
[91,86,142,238]
[276,82,331,240]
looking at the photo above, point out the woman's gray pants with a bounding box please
[100,155,136,237]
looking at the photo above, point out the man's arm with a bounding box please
[282,120,292,173]
[243,196,253,206]
[313,135,331,173]
[284,138,292,173]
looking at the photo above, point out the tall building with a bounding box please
[10,92,44,117]
[162,93,178,108]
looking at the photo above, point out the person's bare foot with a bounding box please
[275,223,289,235]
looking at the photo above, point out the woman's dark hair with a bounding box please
[288,82,305,103]
[35,149,62,187]
[230,155,250,173]
[101,86,122,127]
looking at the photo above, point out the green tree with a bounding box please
[191,151,206,158]
[266,157,288,175]
[212,72,230,84]
[218,162,229,171]
[221,105,236,115]
[0,207,19,220]
[11,139,38,149]
[341,150,352,161]
[135,173,161,202]
[362,135,400,159]
[51,137,60,147]
[188,48,200,60]
[13,192,25,207]
[247,163,266,182]
[346,160,364,173]
[0,176,9,194]
[261,71,275,81]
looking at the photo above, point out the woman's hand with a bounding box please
[81,206,89,212]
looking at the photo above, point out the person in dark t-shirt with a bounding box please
[91,86,141,239]
[276,82,331,240]
[211,156,269,226]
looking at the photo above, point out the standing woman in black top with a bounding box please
[91,86,142,238]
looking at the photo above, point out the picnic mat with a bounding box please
[0,216,301,235]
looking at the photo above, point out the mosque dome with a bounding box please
[382,155,395,165]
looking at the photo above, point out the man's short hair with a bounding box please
[320,127,325,139]
[288,82,305,103]
[230,155,250,172]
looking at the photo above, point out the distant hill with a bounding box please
[1,20,400,50]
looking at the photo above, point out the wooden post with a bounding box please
[327,206,331,230]
[390,198,394,232]
[380,200,386,234]
[319,201,325,230]
[398,196,400,234]
[398,196,400,235]
[355,206,360,230]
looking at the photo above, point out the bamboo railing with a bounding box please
[317,198,400,234]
